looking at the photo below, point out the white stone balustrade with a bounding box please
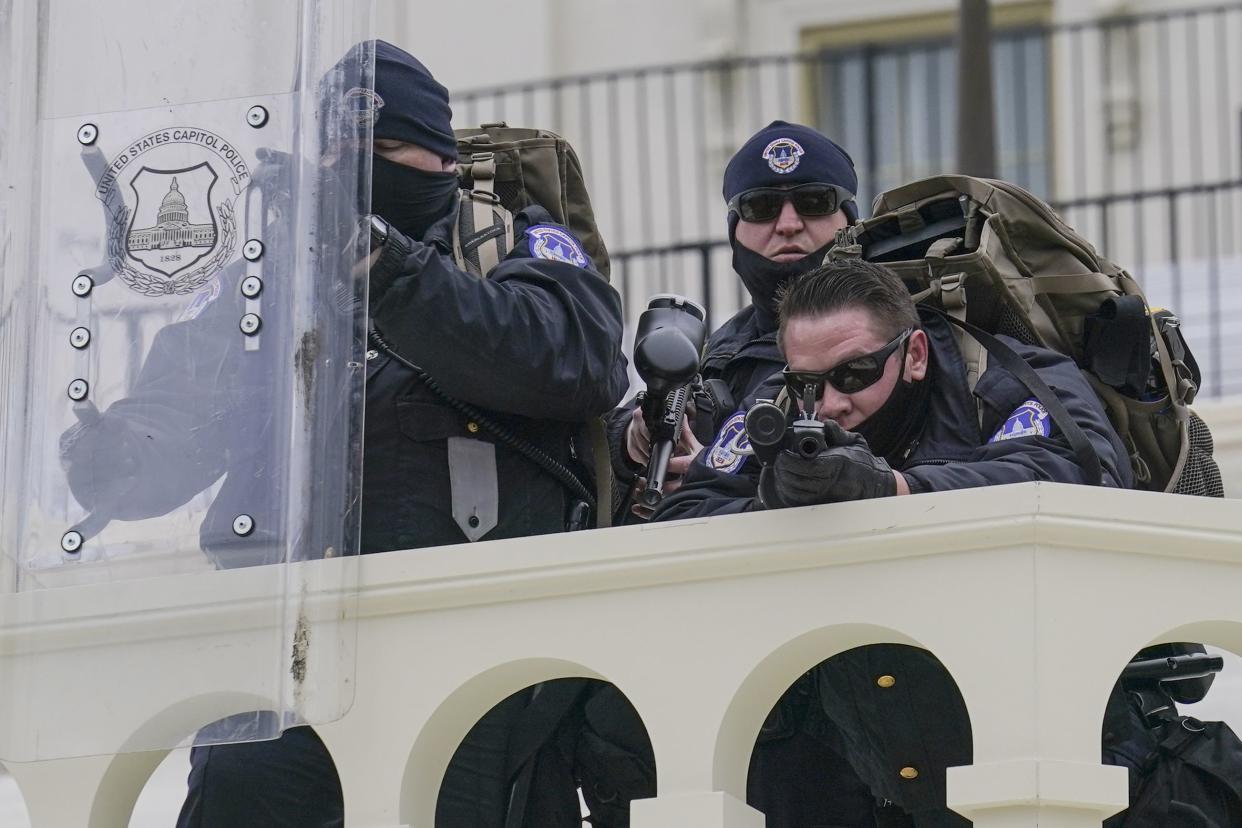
[2,481,1241,828]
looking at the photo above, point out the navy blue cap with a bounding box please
[723,121,857,209]
[372,40,457,162]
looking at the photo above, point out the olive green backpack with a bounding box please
[445,122,615,527]
[451,122,610,279]
[832,175,1221,495]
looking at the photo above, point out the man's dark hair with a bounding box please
[777,259,919,346]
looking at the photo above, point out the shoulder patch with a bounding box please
[706,410,752,474]
[526,224,589,267]
[989,399,1052,443]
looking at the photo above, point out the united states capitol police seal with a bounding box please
[96,128,252,297]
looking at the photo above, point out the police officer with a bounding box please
[60,41,631,828]
[609,120,859,512]
[655,259,1133,827]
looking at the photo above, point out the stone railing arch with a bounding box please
[3,482,1242,827]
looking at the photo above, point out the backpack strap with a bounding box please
[588,417,612,529]
[915,264,990,429]
[452,152,515,277]
[923,307,1105,486]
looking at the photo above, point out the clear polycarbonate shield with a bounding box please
[0,0,373,760]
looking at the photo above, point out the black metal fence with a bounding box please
[452,2,1242,398]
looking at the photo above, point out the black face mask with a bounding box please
[730,227,835,332]
[855,359,932,462]
[370,154,460,241]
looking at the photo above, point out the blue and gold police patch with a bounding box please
[762,137,805,174]
[527,225,588,267]
[707,410,752,474]
[989,399,1052,443]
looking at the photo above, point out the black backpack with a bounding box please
[1104,648,1242,827]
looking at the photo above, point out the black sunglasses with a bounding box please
[728,183,855,223]
[782,329,913,411]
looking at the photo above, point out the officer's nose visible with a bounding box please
[816,385,851,424]
[773,200,804,236]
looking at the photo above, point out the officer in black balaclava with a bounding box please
[608,120,859,513]
[176,40,630,828]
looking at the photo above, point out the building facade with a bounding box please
[386,0,1242,397]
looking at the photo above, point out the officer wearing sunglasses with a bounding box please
[652,259,1132,828]
[608,121,860,512]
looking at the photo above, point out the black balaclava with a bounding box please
[855,346,933,463]
[370,155,459,241]
[723,121,860,332]
[729,212,835,331]
[369,41,460,240]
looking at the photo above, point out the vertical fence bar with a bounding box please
[1069,26,1085,199]
[664,68,682,245]
[521,85,534,127]
[861,44,878,196]
[1098,19,1114,198]
[606,74,624,248]
[1013,36,1028,187]
[1206,188,1221,396]
[691,68,711,241]
[1167,191,1182,315]
[634,71,657,277]
[748,57,762,128]
[699,244,713,325]
[551,79,563,134]
[1097,200,1110,259]
[926,44,941,175]
[1157,18,1173,191]
[777,54,793,118]
[1186,14,1203,186]
[897,48,911,183]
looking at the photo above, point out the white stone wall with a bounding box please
[4,484,1242,826]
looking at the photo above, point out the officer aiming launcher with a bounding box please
[632,295,706,507]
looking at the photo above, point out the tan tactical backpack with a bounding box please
[832,175,1221,495]
[451,122,610,279]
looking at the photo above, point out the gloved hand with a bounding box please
[364,215,414,311]
[758,420,897,508]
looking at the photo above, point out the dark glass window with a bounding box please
[815,28,1050,212]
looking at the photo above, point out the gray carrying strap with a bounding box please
[452,152,515,278]
[914,271,988,426]
[448,436,499,541]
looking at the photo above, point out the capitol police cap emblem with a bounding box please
[98,127,250,296]
[989,399,1053,443]
[762,137,805,174]
[344,87,384,127]
[527,225,589,268]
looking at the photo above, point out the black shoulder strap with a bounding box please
[922,307,1105,487]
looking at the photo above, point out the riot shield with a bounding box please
[0,0,373,760]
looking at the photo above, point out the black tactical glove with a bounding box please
[364,214,414,311]
[758,420,897,508]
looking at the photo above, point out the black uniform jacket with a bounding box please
[363,204,629,553]
[651,313,1133,821]
[654,311,1133,521]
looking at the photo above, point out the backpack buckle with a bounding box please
[938,272,967,313]
[468,152,496,180]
